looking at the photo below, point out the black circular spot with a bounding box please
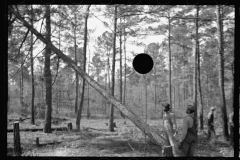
[132,53,154,74]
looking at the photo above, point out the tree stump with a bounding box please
[67,123,72,131]
[36,137,40,147]
[162,146,173,157]
[13,122,22,156]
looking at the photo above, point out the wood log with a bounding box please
[162,146,173,157]
[13,122,22,156]
[7,127,68,132]
[67,123,72,131]
[8,117,30,122]
[35,137,62,147]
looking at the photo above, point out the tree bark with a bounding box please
[162,146,173,157]
[109,5,117,132]
[13,122,22,156]
[198,40,204,130]
[168,15,172,110]
[76,5,91,131]
[216,5,229,140]
[154,66,157,111]
[20,53,24,108]
[119,19,124,119]
[87,47,91,119]
[11,9,186,152]
[123,24,127,117]
[193,5,199,119]
[43,5,52,133]
[74,12,79,114]
[30,5,35,125]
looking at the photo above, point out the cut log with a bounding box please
[35,137,62,147]
[8,117,30,122]
[13,122,22,156]
[7,127,67,132]
[67,123,72,131]
[162,146,173,157]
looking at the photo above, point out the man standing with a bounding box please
[228,112,234,147]
[178,104,198,157]
[207,107,216,140]
[162,103,178,155]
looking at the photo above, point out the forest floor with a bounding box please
[7,114,234,157]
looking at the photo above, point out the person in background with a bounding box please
[207,107,216,140]
[178,104,198,157]
[162,103,178,155]
[228,112,234,147]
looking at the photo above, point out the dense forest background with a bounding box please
[8,5,234,134]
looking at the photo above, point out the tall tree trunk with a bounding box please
[109,5,117,132]
[198,44,204,130]
[30,5,35,125]
[76,5,91,131]
[154,66,157,111]
[41,64,44,103]
[12,10,188,155]
[87,47,91,119]
[193,5,199,119]
[56,17,61,115]
[216,5,229,140]
[74,12,79,114]
[168,16,172,110]
[20,53,24,108]
[123,18,127,120]
[206,69,209,108]
[173,85,175,109]
[145,79,148,123]
[43,5,52,133]
[119,19,124,118]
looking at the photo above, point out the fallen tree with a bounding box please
[10,7,182,156]
[7,127,68,133]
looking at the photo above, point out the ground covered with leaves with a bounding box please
[7,116,234,157]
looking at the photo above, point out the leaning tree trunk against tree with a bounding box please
[43,5,52,133]
[30,5,35,125]
[109,5,117,132]
[216,5,229,140]
[11,9,189,156]
[76,5,91,131]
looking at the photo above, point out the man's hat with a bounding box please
[186,104,195,113]
[162,102,170,111]
[210,107,216,111]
